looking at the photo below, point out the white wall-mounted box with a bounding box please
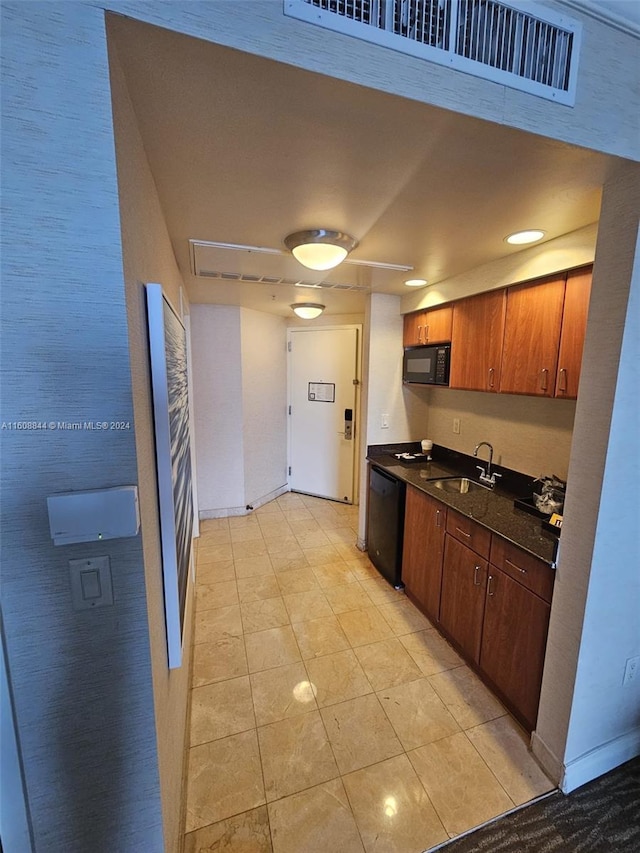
[47,486,140,546]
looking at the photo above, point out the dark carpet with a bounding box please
[435,757,640,852]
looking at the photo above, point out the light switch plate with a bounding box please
[69,556,113,610]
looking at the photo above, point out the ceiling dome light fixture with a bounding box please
[505,229,546,245]
[405,278,428,287]
[284,229,358,271]
[291,302,325,320]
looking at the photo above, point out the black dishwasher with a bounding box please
[367,465,406,589]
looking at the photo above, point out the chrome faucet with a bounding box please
[474,442,502,487]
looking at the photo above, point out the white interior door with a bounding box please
[288,327,359,503]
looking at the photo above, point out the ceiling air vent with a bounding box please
[192,268,370,292]
[285,0,581,105]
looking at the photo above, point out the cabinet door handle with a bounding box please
[435,509,442,528]
[425,324,430,342]
[417,324,423,344]
[473,565,482,586]
[540,368,549,391]
[487,574,495,596]
[506,558,527,575]
[488,367,495,389]
[455,526,471,538]
[558,367,567,392]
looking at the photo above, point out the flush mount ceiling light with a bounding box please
[505,229,546,245]
[284,229,358,271]
[405,278,428,287]
[291,302,325,320]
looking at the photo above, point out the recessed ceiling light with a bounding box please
[404,278,428,287]
[505,230,546,245]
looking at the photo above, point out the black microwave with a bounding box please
[403,344,451,385]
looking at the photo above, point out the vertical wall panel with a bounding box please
[190,305,245,513]
[535,163,640,790]
[108,24,195,851]
[241,308,288,505]
[1,4,163,851]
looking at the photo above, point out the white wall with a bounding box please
[191,305,245,513]
[364,294,424,447]
[191,305,289,515]
[357,293,428,541]
[241,308,288,505]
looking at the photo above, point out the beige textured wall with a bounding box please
[108,29,194,852]
[287,313,365,328]
[534,163,640,789]
[416,387,577,479]
[105,1,639,161]
[2,6,165,850]
[401,225,598,314]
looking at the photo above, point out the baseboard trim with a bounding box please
[247,485,290,511]
[199,485,289,520]
[561,728,640,793]
[530,730,563,784]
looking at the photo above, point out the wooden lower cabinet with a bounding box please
[403,491,554,731]
[440,535,488,664]
[480,566,551,731]
[401,486,446,623]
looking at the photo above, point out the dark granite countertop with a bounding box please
[368,450,559,567]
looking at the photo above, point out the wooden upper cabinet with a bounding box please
[403,312,423,347]
[403,305,453,346]
[450,289,506,392]
[423,305,453,344]
[499,274,566,397]
[555,266,592,399]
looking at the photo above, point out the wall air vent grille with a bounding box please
[285,0,581,104]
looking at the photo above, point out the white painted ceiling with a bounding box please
[109,14,618,317]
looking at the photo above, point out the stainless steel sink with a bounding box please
[431,477,490,494]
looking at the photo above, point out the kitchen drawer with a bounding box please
[490,536,554,603]
[446,509,491,558]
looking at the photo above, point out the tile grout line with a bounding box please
[188,496,541,850]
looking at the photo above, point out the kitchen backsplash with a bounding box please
[404,385,576,480]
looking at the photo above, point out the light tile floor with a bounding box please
[184,492,554,853]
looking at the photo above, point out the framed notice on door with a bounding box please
[308,382,335,402]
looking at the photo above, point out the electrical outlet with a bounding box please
[453,417,461,435]
[623,656,639,686]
